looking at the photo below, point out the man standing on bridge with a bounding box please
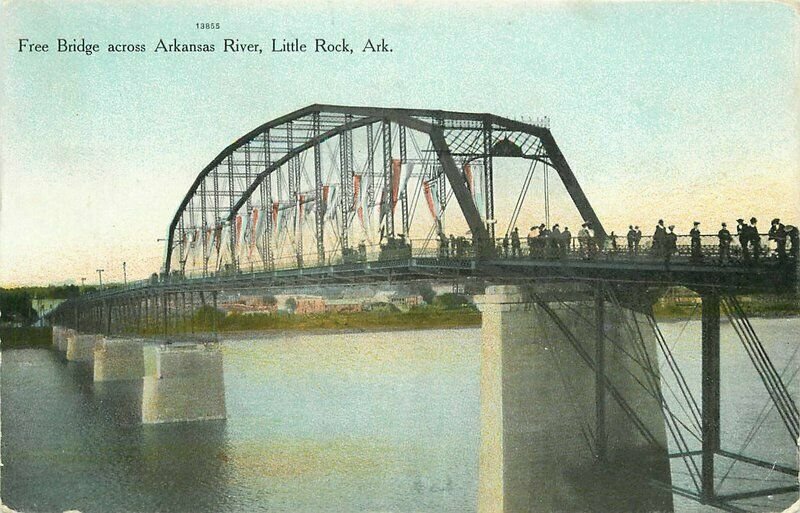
[664,225,678,266]
[550,224,562,258]
[527,226,538,257]
[690,222,702,262]
[511,227,521,258]
[749,217,761,263]
[718,222,732,264]
[561,226,571,258]
[769,218,787,263]
[627,225,636,255]
[653,219,666,257]
[736,218,749,262]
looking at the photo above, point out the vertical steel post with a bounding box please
[382,119,394,238]
[313,112,325,264]
[399,124,409,236]
[201,181,208,277]
[262,131,274,270]
[595,283,607,462]
[701,292,720,500]
[227,157,237,272]
[483,120,495,241]
[339,122,351,253]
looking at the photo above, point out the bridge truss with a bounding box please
[164,104,605,277]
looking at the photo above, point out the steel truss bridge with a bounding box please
[50,105,799,513]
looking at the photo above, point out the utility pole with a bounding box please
[96,269,104,289]
[123,261,127,286]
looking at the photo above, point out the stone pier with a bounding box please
[93,339,145,381]
[475,284,673,513]
[65,334,103,363]
[141,343,226,424]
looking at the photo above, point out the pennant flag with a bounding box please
[391,159,402,207]
[321,185,330,218]
[326,185,339,221]
[424,181,437,221]
[401,162,415,200]
[249,208,260,258]
[474,163,485,220]
[353,175,361,209]
[214,223,222,253]
[239,213,251,250]
[233,215,242,253]
[359,173,370,228]
[463,163,474,194]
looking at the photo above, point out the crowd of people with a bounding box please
[434,217,798,264]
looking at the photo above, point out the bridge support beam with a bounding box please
[93,338,145,381]
[475,284,673,513]
[701,292,720,500]
[141,343,226,424]
[66,334,103,363]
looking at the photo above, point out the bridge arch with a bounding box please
[164,104,604,276]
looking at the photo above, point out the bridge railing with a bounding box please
[88,232,794,297]
[488,232,796,264]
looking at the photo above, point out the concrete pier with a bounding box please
[52,326,76,353]
[93,338,145,381]
[65,334,103,363]
[475,284,673,513]
[141,343,226,424]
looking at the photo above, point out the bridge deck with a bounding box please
[88,250,796,300]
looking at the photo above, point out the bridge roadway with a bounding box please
[84,241,797,302]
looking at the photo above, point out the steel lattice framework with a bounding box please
[164,104,604,276]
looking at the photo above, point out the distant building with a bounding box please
[389,294,424,310]
[325,299,363,313]
[220,295,278,315]
[293,296,326,315]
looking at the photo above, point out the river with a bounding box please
[2,318,798,512]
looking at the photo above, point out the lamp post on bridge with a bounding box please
[96,269,104,289]
[123,261,127,286]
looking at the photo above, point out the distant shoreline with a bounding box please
[2,304,797,350]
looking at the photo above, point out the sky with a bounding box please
[1,0,798,286]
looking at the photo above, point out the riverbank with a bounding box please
[173,307,483,335]
[0,326,52,349]
[653,296,800,320]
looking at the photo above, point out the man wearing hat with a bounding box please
[551,223,562,258]
[577,223,590,259]
[527,225,538,257]
[627,225,636,255]
[736,218,749,261]
[718,222,732,264]
[689,221,702,262]
[653,219,666,258]
[749,217,761,262]
[664,225,678,266]
[769,218,786,263]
